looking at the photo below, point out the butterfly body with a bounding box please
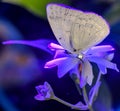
[47,4,110,54]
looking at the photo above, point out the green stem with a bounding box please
[82,87,94,111]
[75,83,82,95]
[53,96,88,110]
[70,73,82,95]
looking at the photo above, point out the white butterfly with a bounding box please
[47,4,110,54]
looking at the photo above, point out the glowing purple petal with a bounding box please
[80,60,93,88]
[48,43,67,58]
[88,57,119,72]
[94,52,114,61]
[44,57,68,68]
[58,57,79,78]
[3,39,53,53]
[97,64,107,74]
[91,45,114,52]
[35,94,47,101]
[86,45,114,56]
[54,50,66,59]
[48,43,64,51]
[106,53,114,61]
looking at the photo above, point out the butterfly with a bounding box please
[47,4,110,54]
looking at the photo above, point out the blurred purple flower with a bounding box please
[34,81,55,101]
[2,39,55,54]
[45,43,119,88]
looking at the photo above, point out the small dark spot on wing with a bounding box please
[59,37,62,40]
[49,15,54,19]
[73,49,77,52]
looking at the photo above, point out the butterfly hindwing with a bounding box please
[71,12,110,53]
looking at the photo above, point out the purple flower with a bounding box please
[2,40,119,87]
[34,81,55,101]
[45,43,119,88]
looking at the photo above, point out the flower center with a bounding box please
[41,88,48,97]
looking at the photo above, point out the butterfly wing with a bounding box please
[47,4,83,53]
[47,4,110,54]
[70,12,110,53]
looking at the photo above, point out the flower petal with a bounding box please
[58,57,79,78]
[44,57,68,68]
[80,60,94,88]
[54,50,67,59]
[44,82,54,97]
[34,94,46,101]
[97,64,107,74]
[3,39,53,53]
[48,43,64,51]
[86,45,114,55]
[88,57,119,72]
[106,53,114,61]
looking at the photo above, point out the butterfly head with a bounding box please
[65,50,83,60]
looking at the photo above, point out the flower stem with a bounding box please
[70,73,82,95]
[53,96,74,107]
[75,83,82,95]
[53,96,88,110]
[82,87,94,111]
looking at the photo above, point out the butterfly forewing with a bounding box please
[47,4,110,54]
[47,4,84,53]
